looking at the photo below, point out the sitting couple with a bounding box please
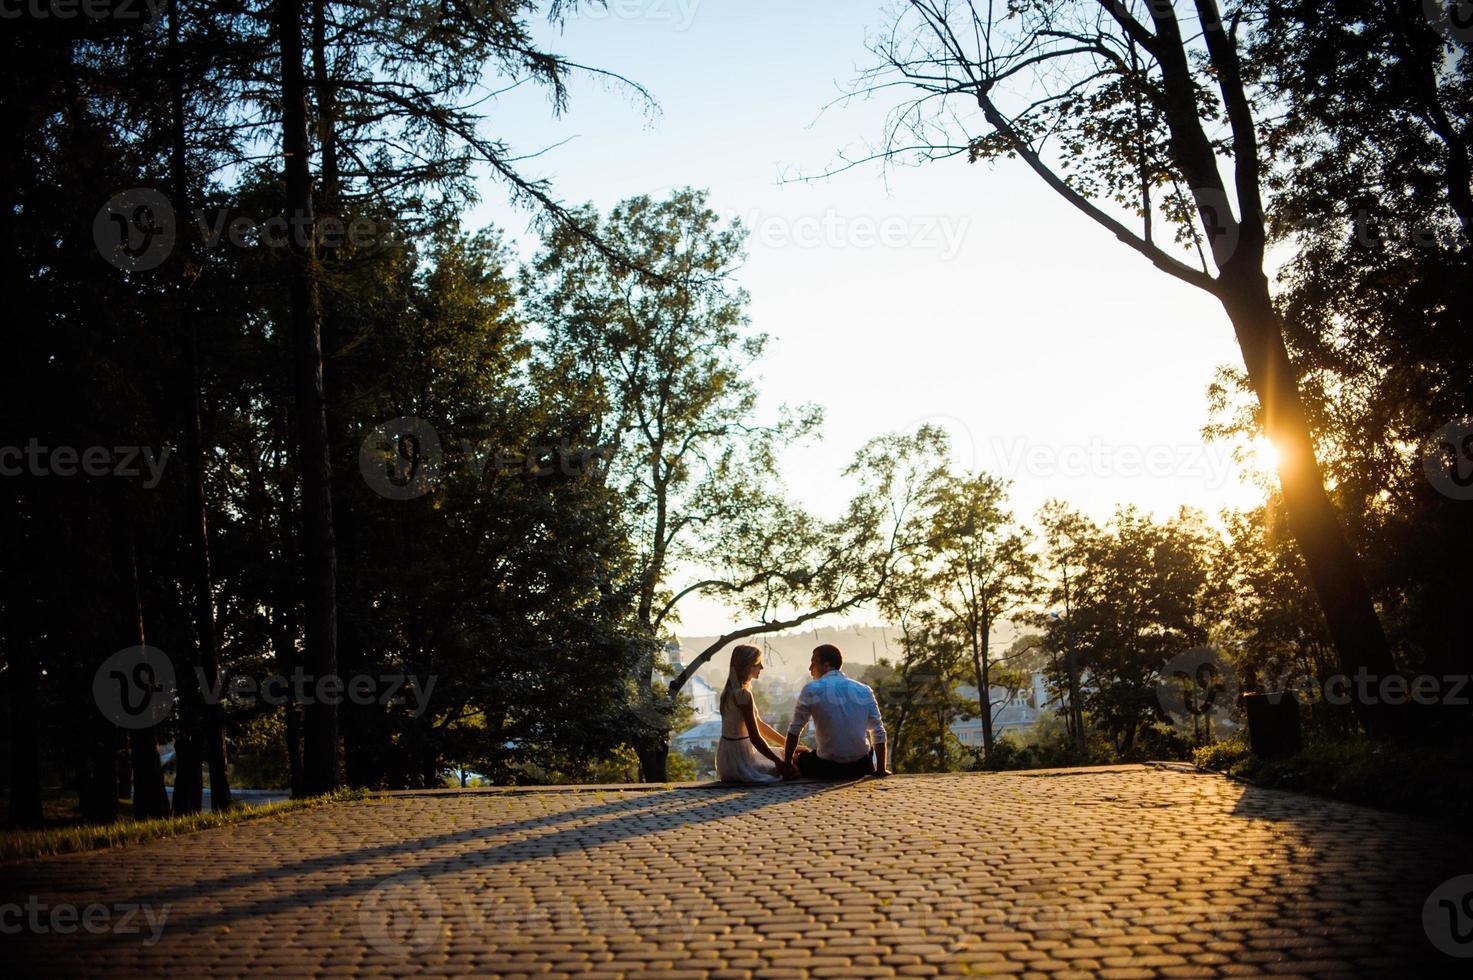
[715,642,890,784]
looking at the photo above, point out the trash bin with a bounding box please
[1242,691,1301,759]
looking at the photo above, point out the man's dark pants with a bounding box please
[795,750,874,779]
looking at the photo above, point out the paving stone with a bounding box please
[1,766,1467,977]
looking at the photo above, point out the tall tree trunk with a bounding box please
[183,178,232,815]
[167,0,231,815]
[935,700,946,770]
[635,643,669,781]
[57,27,118,830]
[165,13,206,814]
[1142,2,1403,734]
[273,417,308,799]
[311,0,339,221]
[183,305,235,811]
[277,0,340,795]
[6,641,43,827]
[312,0,377,788]
[636,743,668,784]
[1215,271,1401,733]
[972,615,994,758]
[78,722,120,825]
[128,728,170,820]
[1065,651,1085,752]
[115,737,132,805]
[633,455,673,784]
[172,701,204,814]
[285,702,306,797]
[0,22,44,832]
[1059,579,1086,754]
[122,531,171,820]
[274,601,306,799]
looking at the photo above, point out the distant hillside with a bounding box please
[674,624,901,688]
[675,620,1027,688]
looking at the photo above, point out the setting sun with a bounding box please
[1247,436,1284,482]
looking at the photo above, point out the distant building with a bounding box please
[660,649,719,722]
[664,650,723,754]
[672,718,723,754]
[685,670,720,721]
[949,672,1061,747]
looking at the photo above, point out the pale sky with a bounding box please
[465,1,1274,634]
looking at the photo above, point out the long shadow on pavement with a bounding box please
[7,785,752,913]
[88,780,871,941]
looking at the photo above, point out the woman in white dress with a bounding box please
[715,644,790,784]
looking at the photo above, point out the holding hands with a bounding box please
[717,642,892,784]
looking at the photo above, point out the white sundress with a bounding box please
[714,688,783,784]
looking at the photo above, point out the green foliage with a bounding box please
[678,744,717,781]
[1216,1,1473,691]
[1211,505,1356,735]
[525,191,816,631]
[227,713,293,792]
[233,222,657,788]
[665,751,700,783]
[524,189,835,771]
[1195,733,1473,828]
[1033,505,1218,755]
[975,720,1105,772]
[1192,734,1251,772]
[1129,723,1196,763]
[0,791,370,863]
[579,746,644,785]
[0,0,676,814]
[975,734,1046,772]
[880,460,1039,759]
[861,658,968,773]
[978,720,1192,772]
[866,1,1229,266]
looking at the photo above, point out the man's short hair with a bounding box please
[813,644,843,671]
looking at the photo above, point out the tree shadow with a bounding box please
[91,779,869,941]
[25,785,731,912]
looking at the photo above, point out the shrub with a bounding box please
[1192,733,1249,771]
[1193,731,1471,827]
[1130,723,1195,762]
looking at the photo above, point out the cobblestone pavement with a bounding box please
[4,765,1470,978]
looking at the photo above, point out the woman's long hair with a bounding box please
[719,644,762,714]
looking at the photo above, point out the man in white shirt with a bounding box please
[783,644,890,779]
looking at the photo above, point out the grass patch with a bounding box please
[1,789,371,863]
[1193,732,1473,826]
